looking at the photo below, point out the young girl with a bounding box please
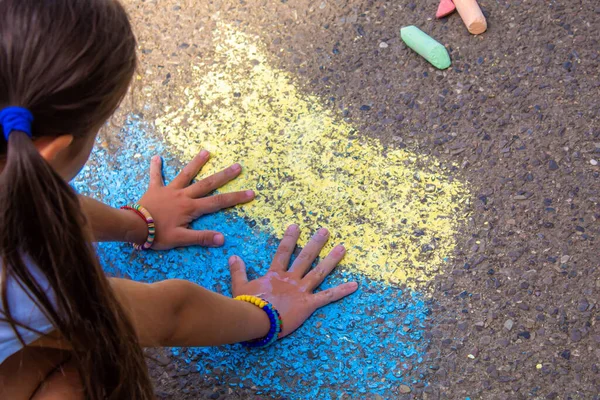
[0,1,358,399]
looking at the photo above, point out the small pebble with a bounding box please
[577,299,589,312]
[155,353,171,366]
[379,42,389,48]
[399,384,411,394]
[518,331,531,339]
[591,159,598,166]
[504,319,514,331]
[548,160,559,170]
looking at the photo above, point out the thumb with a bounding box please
[229,255,248,295]
[173,228,225,248]
[148,155,165,188]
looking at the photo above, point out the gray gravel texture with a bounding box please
[124,0,600,398]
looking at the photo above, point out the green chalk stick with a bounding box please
[400,25,451,70]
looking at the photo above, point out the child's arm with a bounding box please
[79,150,254,249]
[111,278,271,346]
[79,195,148,244]
[111,225,358,347]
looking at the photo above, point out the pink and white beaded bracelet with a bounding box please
[120,204,156,250]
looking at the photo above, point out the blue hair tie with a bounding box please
[0,106,34,140]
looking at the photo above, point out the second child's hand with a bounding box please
[137,150,255,250]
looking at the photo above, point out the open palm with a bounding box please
[229,225,358,337]
[138,150,255,250]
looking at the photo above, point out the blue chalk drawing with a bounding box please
[73,116,430,398]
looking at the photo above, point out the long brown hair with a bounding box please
[0,0,154,399]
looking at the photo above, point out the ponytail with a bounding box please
[0,131,154,399]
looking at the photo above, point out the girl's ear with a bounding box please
[35,135,74,162]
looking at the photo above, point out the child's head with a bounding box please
[0,1,154,399]
[0,0,137,179]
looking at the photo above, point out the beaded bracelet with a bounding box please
[120,204,156,250]
[234,295,283,348]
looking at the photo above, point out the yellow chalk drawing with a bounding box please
[155,24,470,286]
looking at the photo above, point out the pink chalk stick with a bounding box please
[436,0,456,19]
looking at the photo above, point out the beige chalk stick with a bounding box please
[453,0,487,35]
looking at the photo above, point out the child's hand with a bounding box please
[229,225,359,337]
[138,150,255,250]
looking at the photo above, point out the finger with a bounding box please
[302,245,346,290]
[288,228,330,277]
[184,163,242,198]
[229,255,248,295]
[148,156,165,188]
[191,190,255,218]
[170,150,210,189]
[172,228,225,248]
[269,224,300,272]
[312,282,359,308]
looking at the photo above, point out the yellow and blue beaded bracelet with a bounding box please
[234,295,282,348]
[120,204,156,250]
